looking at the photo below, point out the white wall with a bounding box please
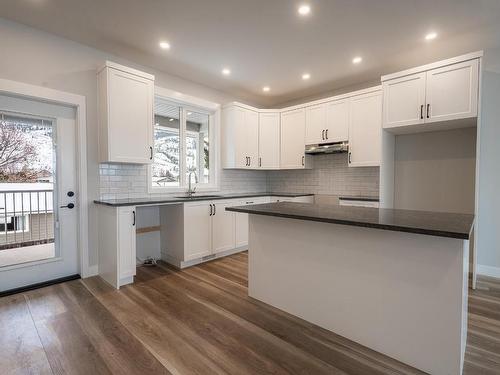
[476,66,500,275]
[0,18,243,268]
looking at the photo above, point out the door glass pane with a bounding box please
[0,113,56,267]
[186,111,210,184]
[152,99,181,187]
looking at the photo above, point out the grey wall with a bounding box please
[477,69,500,270]
[394,127,477,214]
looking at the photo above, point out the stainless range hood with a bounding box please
[305,141,348,154]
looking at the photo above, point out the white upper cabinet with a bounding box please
[382,54,480,131]
[245,110,260,168]
[383,72,426,128]
[222,105,259,169]
[258,112,280,169]
[281,108,308,169]
[305,104,326,145]
[305,100,349,145]
[98,61,154,164]
[348,90,382,167]
[425,59,479,123]
[325,99,349,143]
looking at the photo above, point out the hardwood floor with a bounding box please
[1,252,499,374]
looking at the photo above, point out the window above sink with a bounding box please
[148,87,220,194]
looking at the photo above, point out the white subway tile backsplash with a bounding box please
[98,153,379,200]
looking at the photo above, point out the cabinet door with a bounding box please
[233,197,270,248]
[258,112,280,169]
[245,110,260,168]
[425,59,479,123]
[349,91,382,167]
[325,99,349,142]
[212,201,235,254]
[184,202,212,261]
[107,68,153,163]
[118,206,137,281]
[305,104,326,145]
[281,109,306,169]
[231,107,248,168]
[382,72,426,129]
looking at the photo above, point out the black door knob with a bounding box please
[67,191,75,197]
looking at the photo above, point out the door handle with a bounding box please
[248,157,251,167]
[322,129,325,140]
[420,104,424,120]
[426,104,430,118]
[132,210,136,226]
[209,204,213,216]
[301,155,305,166]
[259,157,262,167]
[325,129,328,140]
[60,203,75,209]
[213,204,216,215]
[349,152,352,164]
[150,146,153,160]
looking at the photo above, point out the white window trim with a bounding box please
[148,87,221,194]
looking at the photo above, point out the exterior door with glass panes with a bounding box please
[0,94,79,292]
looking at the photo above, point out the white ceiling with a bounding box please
[1,0,500,106]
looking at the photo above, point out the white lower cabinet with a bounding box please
[234,197,271,248]
[212,201,236,254]
[183,202,212,260]
[270,195,314,203]
[161,199,239,266]
[97,205,137,289]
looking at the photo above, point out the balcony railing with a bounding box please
[0,189,54,250]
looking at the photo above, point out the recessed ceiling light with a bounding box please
[169,118,174,122]
[187,112,192,115]
[425,32,437,41]
[262,86,270,92]
[159,41,170,50]
[302,73,311,80]
[352,56,363,64]
[222,68,231,76]
[298,4,311,15]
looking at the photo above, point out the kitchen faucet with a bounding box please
[187,171,198,197]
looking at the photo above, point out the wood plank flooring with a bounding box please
[0,251,499,374]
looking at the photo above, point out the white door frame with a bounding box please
[0,78,90,277]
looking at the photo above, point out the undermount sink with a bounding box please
[174,194,223,199]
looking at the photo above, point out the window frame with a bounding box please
[148,88,220,194]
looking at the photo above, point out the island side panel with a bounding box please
[248,215,468,375]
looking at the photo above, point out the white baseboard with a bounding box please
[477,264,500,278]
[161,246,248,269]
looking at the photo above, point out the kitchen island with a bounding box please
[226,202,474,375]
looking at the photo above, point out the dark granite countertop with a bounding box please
[94,192,314,207]
[226,202,474,240]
